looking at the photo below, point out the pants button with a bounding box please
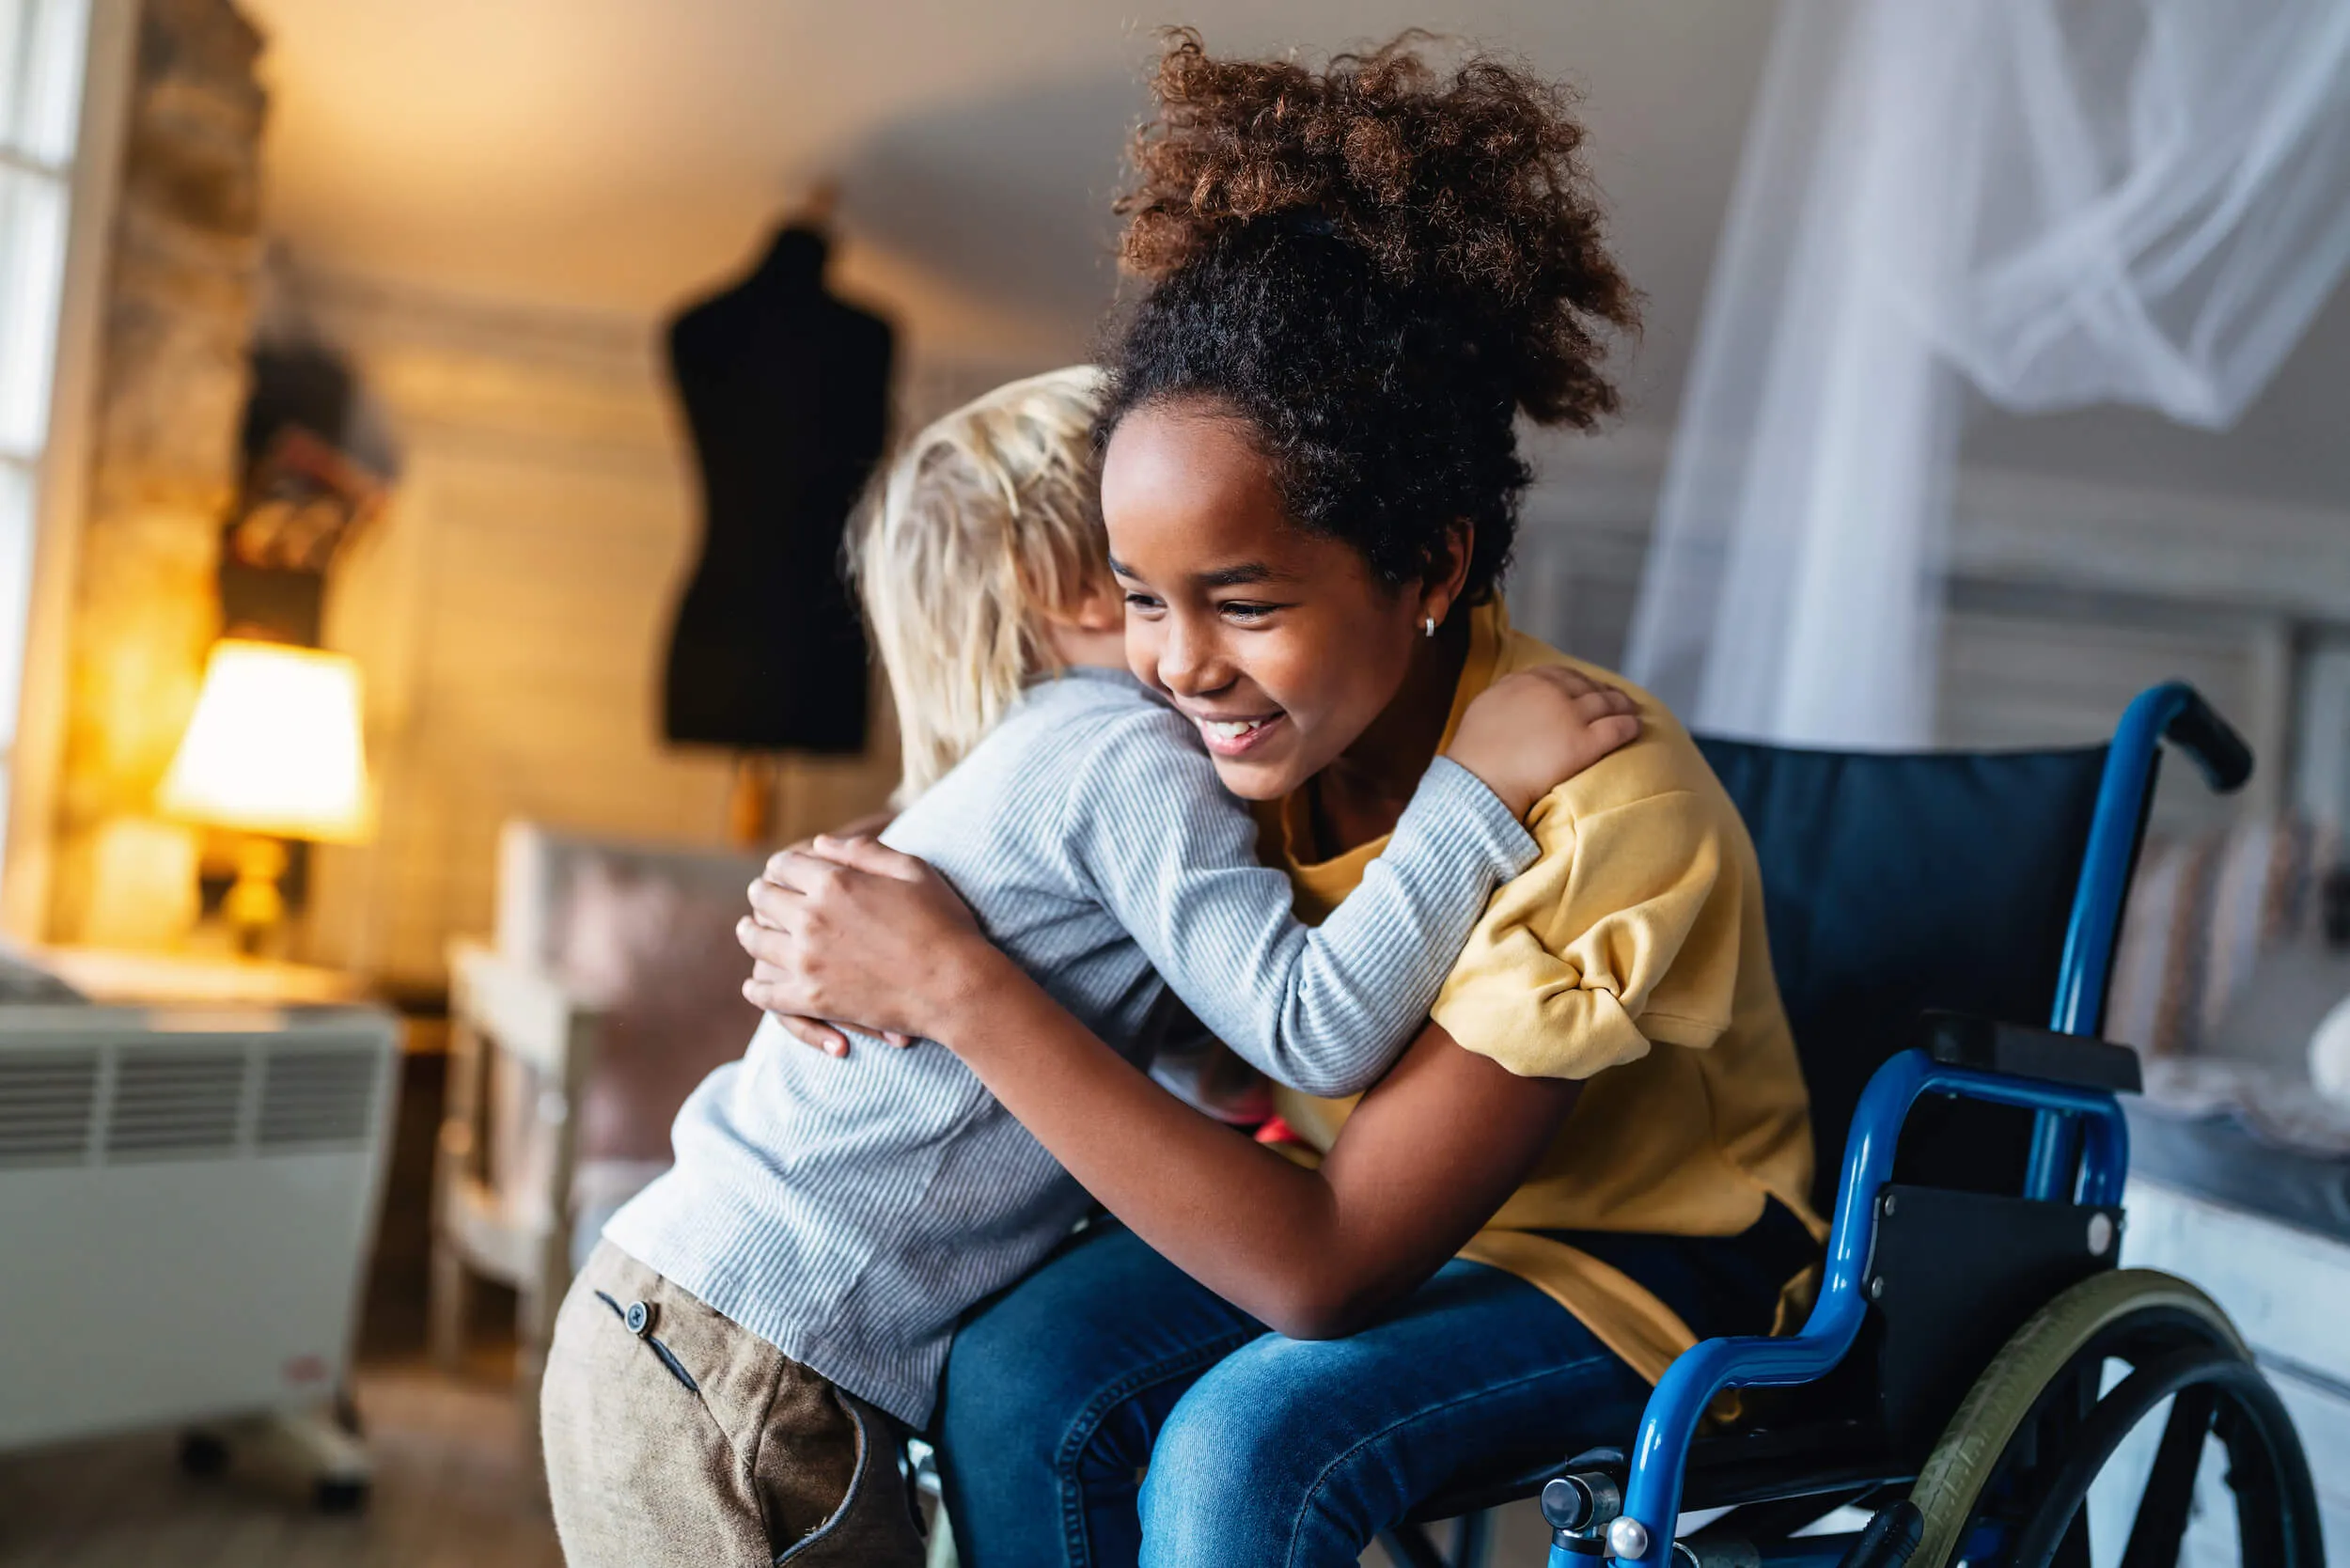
[624,1300,655,1337]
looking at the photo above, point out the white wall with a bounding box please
[1512,421,2350,830]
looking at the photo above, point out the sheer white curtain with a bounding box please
[1623,0,2350,748]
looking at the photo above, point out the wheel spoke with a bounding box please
[2119,1386,2217,1568]
[1904,1273,2324,1568]
[2052,1512,2092,1568]
[2217,1403,2286,1568]
[2039,1363,2103,1568]
[2009,1345,2242,1568]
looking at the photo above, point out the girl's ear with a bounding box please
[1418,519,1476,632]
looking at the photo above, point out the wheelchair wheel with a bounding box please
[1903,1268,2324,1568]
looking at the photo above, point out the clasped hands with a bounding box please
[737,834,996,1058]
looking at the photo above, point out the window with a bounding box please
[0,0,91,839]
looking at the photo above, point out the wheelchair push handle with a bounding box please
[2160,685,2253,793]
[2054,681,2254,1038]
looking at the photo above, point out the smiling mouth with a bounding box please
[1194,713,1285,757]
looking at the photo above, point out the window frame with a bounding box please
[0,0,138,940]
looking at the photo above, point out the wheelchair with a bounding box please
[1380,682,2326,1568]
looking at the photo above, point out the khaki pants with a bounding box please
[541,1242,927,1567]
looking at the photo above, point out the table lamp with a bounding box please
[160,638,373,952]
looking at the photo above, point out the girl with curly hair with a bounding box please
[544,369,1633,1568]
[743,31,1824,1566]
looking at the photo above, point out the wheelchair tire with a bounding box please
[1903,1267,2322,1568]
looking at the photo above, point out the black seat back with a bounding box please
[1694,738,2114,1213]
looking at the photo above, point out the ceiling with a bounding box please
[236,0,1778,422]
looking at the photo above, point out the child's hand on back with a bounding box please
[1447,667,1640,819]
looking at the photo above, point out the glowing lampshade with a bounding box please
[161,640,372,843]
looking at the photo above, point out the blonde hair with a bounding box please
[850,366,1111,805]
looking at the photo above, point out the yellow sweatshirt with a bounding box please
[1261,602,1824,1382]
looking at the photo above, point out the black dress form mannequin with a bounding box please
[661,224,894,761]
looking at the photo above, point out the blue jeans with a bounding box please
[932,1225,1655,1568]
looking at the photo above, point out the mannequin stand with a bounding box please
[728,753,800,850]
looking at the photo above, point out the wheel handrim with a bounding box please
[1906,1270,2252,1568]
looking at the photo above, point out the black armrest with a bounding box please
[1914,1011,2142,1095]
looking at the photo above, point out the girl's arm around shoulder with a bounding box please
[738,834,1580,1338]
[963,974,1585,1340]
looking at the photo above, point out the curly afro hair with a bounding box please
[1099,29,1638,602]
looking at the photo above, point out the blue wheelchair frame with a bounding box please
[1586,682,2250,1568]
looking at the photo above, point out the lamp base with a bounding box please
[221,837,290,956]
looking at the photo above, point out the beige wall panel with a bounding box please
[307,349,895,989]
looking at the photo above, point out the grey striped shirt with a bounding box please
[603,666,1536,1425]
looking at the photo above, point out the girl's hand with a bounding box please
[736,836,1009,1048]
[1446,666,1640,819]
[742,820,901,1058]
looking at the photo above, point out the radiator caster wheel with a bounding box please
[315,1475,370,1513]
[178,1431,230,1479]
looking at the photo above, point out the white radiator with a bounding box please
[0,1005,400,1452]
